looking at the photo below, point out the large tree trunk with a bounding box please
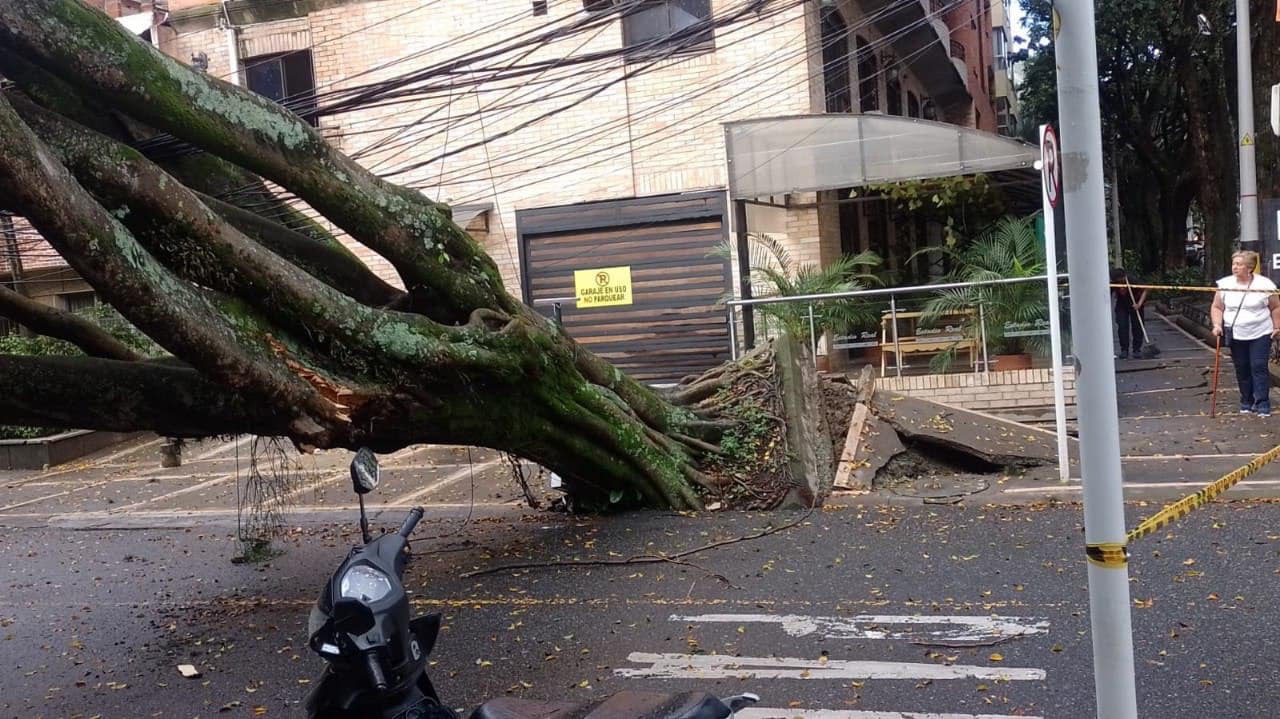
[0,0,793,511]
[1176,1,1237,275]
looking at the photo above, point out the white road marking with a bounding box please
[0,477,122,512]
[737,710,1042,719]
[279,462,478,503]
[393,458,503,503]
[669,613,1048,643]
[187,435,255,463]
[102,472,238,512]
[616,653,1045,681]
[1122,453,1257,460]
[1004,478,1280,494]
[42,502,511,524]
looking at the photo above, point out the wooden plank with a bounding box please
[834,403,871,490]
[835,367,877,491]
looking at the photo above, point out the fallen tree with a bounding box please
[0,0,825,511]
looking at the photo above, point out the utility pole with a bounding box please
[1053,2,1139,717]
[1237,0,1259,246]
[1,212,21,292]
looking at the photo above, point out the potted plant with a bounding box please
[716,234,882,369]
[917,216,1050,372]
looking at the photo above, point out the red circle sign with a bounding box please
[1042,125,1061,209]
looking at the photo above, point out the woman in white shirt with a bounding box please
[1211,250,1280,417]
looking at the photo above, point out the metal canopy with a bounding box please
[723,114,1040,200]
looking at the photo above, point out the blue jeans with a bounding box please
[1229,334,1273,412]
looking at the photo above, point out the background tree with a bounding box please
[1015,0,1259,276]
[0,0,796,511]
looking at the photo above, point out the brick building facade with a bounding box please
[3,0,1000,375]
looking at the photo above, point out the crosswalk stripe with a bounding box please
[616,653,1045,681]
[736,710,1043,719]
[669,613,1048,643]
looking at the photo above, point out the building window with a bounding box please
[243,50,317,125]
[622,0,714,57]
[907,91,920,118]
[993,27,1008,69]
[820,8,852,113]
[856,36,879,112]
[583,0,613,10]
[533,0,548,15]
[58,291,98,313]
[996,96,1012,135]
[886,71,902,116]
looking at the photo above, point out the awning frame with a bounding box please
[723,114,1041,200]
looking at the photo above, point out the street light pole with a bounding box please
[1237,0,1259,246]
[1053,2,1139,717]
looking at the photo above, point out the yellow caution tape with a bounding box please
[1127,442,1280,543]
[1085,542,1129,568]
[1112,283,1279,294]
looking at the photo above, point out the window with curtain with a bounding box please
[243,50,318,125]
[622,0,714,58]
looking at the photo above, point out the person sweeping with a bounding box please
[1211,250,1280,417]
[1110,267,1148,359]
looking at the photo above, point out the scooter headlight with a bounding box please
[340,564,393,603]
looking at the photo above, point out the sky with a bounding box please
[1009,0,1030,48]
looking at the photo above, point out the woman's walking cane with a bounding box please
[1210,334,1223,418]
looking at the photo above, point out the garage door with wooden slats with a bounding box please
[518,191,733,384]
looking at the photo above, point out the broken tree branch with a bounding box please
[0,284,142,361]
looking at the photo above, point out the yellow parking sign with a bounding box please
[574,266,633,308]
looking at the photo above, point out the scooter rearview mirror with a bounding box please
[350,448,380,495]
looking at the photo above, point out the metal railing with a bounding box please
[531,296,576,326]
[724,274,1069,377]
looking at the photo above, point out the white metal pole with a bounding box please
[1054,2,1139,717]
[1237,0,1259,247]
[889,295,902,378]
[978,303,990,380]
[808,304,818,368]
[728,306,739,361]
[1040,125,1071,483]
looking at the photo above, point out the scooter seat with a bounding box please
[469,690,732,719]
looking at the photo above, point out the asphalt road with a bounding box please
[3,501,1278,718]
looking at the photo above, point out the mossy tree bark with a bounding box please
[0,0,779,510]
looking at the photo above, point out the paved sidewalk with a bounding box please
[992,311,1280,501]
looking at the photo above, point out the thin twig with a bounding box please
[460,507,815,580]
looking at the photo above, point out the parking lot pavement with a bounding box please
[1,435,553,529]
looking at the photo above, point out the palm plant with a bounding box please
[715,234,883,347]
[917,216,1050,371]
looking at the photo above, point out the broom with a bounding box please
[1125,278,1161,358]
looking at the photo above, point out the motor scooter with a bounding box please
[305,448,760,719]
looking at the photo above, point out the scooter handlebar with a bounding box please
[365,651,388,691]
[398,507,424,538]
